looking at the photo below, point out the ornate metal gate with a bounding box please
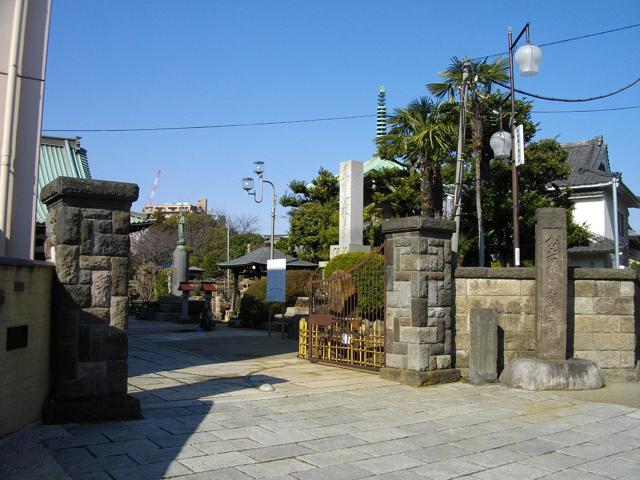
[302,252,385,370]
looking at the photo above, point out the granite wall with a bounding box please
[454,267,639,381]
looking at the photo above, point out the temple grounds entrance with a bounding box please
[4,318,640,479]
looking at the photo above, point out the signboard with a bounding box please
[515,124,525,166]
[266,259,286,303]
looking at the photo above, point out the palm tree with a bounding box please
[376,97,453,217]
[428,57,508,266]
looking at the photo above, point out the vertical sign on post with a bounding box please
[267,259,286,337]
[515,124,525,167]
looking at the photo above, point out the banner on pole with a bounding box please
[515,124,525,167]
[266,258,286,303]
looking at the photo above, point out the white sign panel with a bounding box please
[515,124,525,167]
[266,259,286,303]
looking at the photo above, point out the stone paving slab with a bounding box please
[3,321,640,479]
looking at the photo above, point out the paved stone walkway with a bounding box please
[16,321,640,479]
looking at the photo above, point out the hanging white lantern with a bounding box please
[490,130,512,159]
[514,43,542,76]
[241,177,254,192]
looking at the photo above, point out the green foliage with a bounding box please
[280,168,339,262]
[324,252,385,318]
[273,236,289,253]
[376,97,455,217]
[239,270,315,326]
[366,167,420,218]
[466,138,589,266]
[630,259,640,278]
[154,269,170,298]
[229,233,263,260]
[132,213,262,279]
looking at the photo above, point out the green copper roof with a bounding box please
[36,136,91,223]
[363,155,404,175]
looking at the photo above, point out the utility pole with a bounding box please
[451,61,469,266]
[612,172,620,268]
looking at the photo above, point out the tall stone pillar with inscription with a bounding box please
[535,208,568,359]
[329,160,371,259]
[500,208,604,390]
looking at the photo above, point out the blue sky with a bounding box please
[42,0,640,234]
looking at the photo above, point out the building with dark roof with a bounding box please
[559,135,640,268]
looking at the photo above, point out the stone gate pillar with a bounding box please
[381,216,461,386]
[41,177,141,422]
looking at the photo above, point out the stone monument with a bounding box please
[171,212,189,296]
[469,308,498,384]
[500,208,604,390]
[329,160,371,259]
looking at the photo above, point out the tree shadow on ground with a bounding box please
[43,321,299,479]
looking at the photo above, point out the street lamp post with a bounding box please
[226,217,231,299]
[242,161,277,337]
[496,22,542,266]
[241,161,276,259]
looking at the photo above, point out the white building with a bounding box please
[143,198,208,217]
[558,136,640,268]
[0,1,51,259]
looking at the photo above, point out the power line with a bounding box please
[42,23,640,134]
[472,22,640,61]
[42,114,376,133]
[43,104,640,134]
[533,105,640,113]
[493,75,640,102]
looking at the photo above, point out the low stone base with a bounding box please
[329,244,371,259]
[380,367,461,387]
[42,395,141,424]
[602,367,640,383]
[499,358,605,391]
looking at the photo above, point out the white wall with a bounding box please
[0,0,51,259]
[573,196,606,237]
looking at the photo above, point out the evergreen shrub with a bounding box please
[239,269,315,326]
[324,252,385,319]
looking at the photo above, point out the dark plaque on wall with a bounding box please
[6,325,28,350]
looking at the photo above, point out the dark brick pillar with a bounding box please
[41,177,141,422]
[380,216,461,387]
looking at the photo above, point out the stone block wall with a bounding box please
[455,268,536,375]
[0,258,53,437]
[41,177,140,422]
[571,269,639,381]
[455,267,639,381]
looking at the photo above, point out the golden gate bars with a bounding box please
[299,251,385,370]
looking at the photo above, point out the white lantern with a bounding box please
[514,43,542,76]
[241,177,254,192]
[253,161,265,175]
[490,130,512,159]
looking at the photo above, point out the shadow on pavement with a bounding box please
[40,320,299,479]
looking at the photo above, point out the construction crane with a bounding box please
[146,169,161,207]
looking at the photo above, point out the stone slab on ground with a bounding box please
[500,357,605,390]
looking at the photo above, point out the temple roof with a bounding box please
[218,246,316,270]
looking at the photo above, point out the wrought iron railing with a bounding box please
[299,251,385,370]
